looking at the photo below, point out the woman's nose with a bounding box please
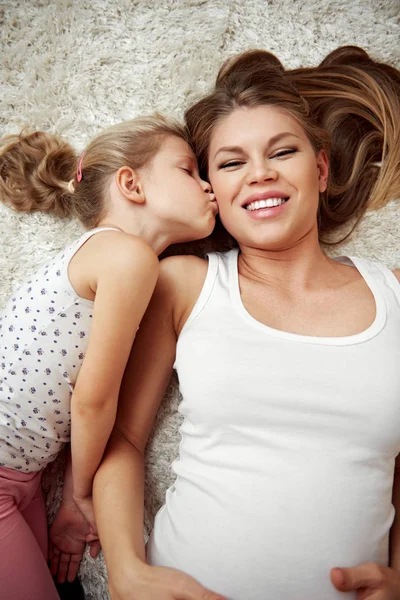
[247,161,278,184]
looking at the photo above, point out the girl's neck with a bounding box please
[96,218,171,256]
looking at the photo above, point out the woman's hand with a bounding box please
[49,499,101,583]
[109,562,227,600]
[331,563,400,599]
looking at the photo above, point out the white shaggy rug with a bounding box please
[1,1,399,598]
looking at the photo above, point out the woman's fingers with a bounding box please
[167,569,228,600]
[109,563,228,600]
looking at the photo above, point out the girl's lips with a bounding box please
[244,199,288,220]
[210,200,219,214]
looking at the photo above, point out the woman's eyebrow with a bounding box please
[212,132,301,160]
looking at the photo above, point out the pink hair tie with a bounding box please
[76,152,85,182]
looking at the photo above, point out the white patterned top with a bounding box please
[0,227,119,472]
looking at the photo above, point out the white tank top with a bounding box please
[147,249,400,600]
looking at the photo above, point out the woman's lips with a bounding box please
[244,199,289,219]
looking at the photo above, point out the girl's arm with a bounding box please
[49,445,100,583]
[93,257,226,600]
[70,233,159,530]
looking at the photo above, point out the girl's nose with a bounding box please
[201,178,212,193]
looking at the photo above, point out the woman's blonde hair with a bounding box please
[185,46,400,241]
[0,115,189,229]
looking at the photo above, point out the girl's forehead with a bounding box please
[160,135,195,158]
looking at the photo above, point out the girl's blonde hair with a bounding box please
[0,115,189,229]
[185,46,400,241]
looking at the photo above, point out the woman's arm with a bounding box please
[391,269,400,570]
[389,455,400,572]
[331,266,400,595]
[331,457,400,597]
[94,265,177,571]
[70,234,159,530]
[93,256,227,600]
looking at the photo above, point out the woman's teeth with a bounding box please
[246,197,288,211]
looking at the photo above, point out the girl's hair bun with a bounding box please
[0,130,76,217]
[216,49,285,88]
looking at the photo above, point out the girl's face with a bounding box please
[139,136,218,243]
[207,105,328,252]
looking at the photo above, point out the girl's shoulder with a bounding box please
[81,229,157,264]
[69,230,159,301]
[73,230,158,279]
[393,269,400,282]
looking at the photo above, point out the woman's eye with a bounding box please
[271,148,297,159]
[219,160,244,170]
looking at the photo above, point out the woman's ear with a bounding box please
[317,150,329,193]
[116,166,146,204]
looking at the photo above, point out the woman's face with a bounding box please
[207,105,328,252]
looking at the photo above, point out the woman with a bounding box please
[93,47,400,599]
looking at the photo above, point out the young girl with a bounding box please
[0,115,218,599]
[93,48,400,600]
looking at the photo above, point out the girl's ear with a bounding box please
[317,150,329,193]
[115,166,146,204]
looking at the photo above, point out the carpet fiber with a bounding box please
[1,1,399,597]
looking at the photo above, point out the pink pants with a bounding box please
[0,466,59,600]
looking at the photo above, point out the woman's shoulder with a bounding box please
[160,253,208,274]
[159,254,209,294]
[158,255,211,335]
[341,255,400,283]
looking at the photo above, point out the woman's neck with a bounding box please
[238,237,336,292]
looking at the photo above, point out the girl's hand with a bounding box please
[109,562,227,600]
[331,563,400,599]
[49,500,101,583]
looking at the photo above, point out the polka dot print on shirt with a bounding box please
[0,228,119,472]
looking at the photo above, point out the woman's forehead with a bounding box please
[209,106,305,151]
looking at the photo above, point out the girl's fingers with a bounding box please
[48,543,61,577]
[57,552,71,583]
[67,554,83,582]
